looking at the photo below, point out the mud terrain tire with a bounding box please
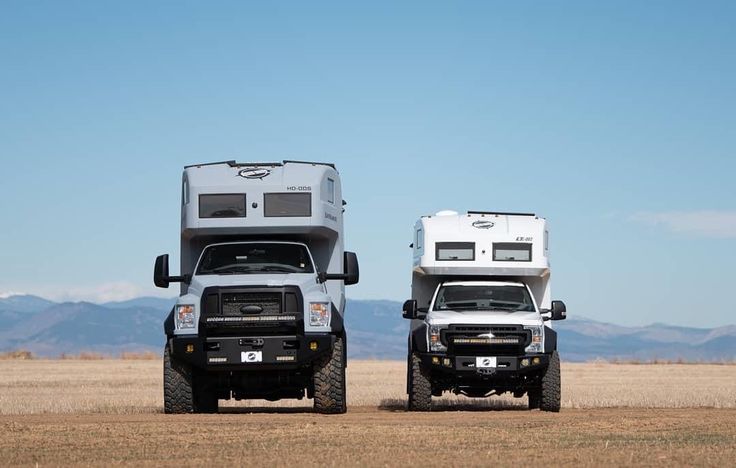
[163,345,194,414]
[313,335,347,414]
[407,354,432,411]
[540,351,561,412]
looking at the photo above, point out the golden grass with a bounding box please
[0,351,33,360]
[0,360,735,415]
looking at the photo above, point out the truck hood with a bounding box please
[426,309,543,327]
[188,273,322,296]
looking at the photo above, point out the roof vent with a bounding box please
[435,210,458,217]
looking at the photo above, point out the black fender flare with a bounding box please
[163,306,175,337]
[544,326,557,352]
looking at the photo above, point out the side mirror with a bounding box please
[402,299,417,319]
[154,254,170,288]
[318,251,360,285]
[153,254,189,289]
[344,251,359,286]
[550,300,567,321]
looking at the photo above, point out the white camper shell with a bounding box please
[179,160,347,312]
[411,210,551,312]
[403,210,566,412]
[154,160,359,415]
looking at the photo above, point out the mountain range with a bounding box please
[1,295,734,362]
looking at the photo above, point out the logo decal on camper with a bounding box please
[238,168,271,179]
[472,220,495,229]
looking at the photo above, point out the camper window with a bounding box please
[199,194,246,218]
[327,178,335,204]
[493,243,532,262]
[436,242,475,261]
[264,193,312,217]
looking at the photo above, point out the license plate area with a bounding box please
[475,356,497,368]
[241,351,263,363]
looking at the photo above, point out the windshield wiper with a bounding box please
[209,265,255,274]
[250,266,298,273]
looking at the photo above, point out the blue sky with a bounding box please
[0,1,734,327]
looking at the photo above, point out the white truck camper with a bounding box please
[402,210,567,411]
[154,160,359,414]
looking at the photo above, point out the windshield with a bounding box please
[196,243,315,275]
[433,285,536,312]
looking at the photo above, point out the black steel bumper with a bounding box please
[169,333,335,371]
[418,352,549,376]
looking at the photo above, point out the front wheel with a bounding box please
[163,345,218,414]
[313,335,347,414]
[407,354,432,411]
[539,351,561,412]
[163,345,194,414]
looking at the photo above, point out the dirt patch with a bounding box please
[1,409,734,466]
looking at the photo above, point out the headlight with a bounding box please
[428,325,447,352]
[175,304,195,329]
[524,325,544,353]
[309,302,331,327]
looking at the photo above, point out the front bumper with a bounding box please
[418,352,549,376]
[170,333,334,371]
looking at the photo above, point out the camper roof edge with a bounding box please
[184,160,337,170]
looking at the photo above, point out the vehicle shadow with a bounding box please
[378,398,529,412]
[218,406,315,414]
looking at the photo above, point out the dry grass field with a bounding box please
[1,359,735,466]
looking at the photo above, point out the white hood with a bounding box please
[427,309,543,327]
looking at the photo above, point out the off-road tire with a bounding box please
[313,335,347,414]
[407,353,432,411]
[539,351,561,412]
[163,345,194,414]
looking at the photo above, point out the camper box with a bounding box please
[411,210,551,310]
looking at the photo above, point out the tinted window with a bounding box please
[327,178,335,204]
[199,194,246,218]
[264,193,312,217]
[493,243,532,262]
[436,242,475,261]
[196,243,314,275]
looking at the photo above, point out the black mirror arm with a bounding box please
[318,272,348,283]
[168,274,191,284]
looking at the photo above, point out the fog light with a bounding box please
[309,341,318,351]
[432,356,440,365]
[521,358,530,367]
[532,357,541,365]
[442,358,451,367]
[186,344,194,353]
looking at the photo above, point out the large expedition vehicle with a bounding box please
[402,210,567,411]
[154,160,359,414]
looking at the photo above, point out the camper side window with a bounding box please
[199,194,247,218]
[436,242,475,261]
[493,243,532,262]
[182,177,189,205]
[264,193,312,217]
[326,178,335,204]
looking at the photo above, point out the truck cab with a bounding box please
[402,210,566,411]
[154,160,358,414]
